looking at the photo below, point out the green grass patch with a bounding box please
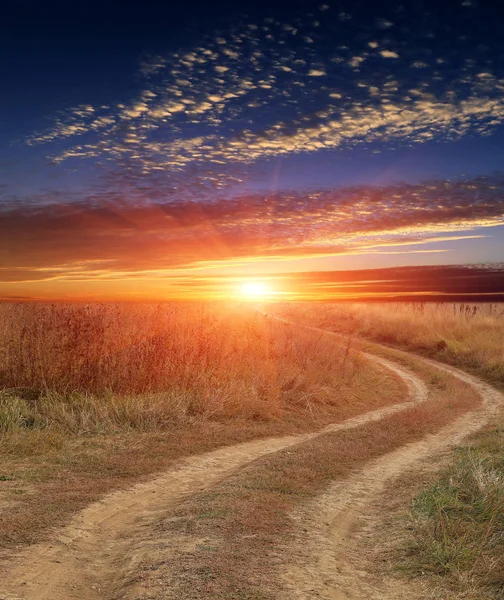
[400,424,504,599]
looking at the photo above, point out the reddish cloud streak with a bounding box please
[1,175,503,297]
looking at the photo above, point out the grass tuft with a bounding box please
[400,424,504,599]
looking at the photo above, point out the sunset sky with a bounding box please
[1,0,504,300]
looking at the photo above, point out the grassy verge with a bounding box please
[0,302,405,549]
[397,422,504,600]
[129,366,478,600]
[268,302,504,386]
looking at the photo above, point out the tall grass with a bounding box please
[271,302,504,384]
[0,303,399,434]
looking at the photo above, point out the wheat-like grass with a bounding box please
[0,302,401,433]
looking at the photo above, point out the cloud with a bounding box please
[274,264,504,301]
[23,8,504,187]
[1,174,503,285]
[380,50,400,58]
[376,18,394,29]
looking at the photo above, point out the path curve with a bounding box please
[270,327,503,600]
[0,341,427,600]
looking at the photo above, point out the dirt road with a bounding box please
[276,357,503,600]
[0,333,501,600]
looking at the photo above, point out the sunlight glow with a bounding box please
[240,281,271,298]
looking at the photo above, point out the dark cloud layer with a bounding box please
[279,264,504,300]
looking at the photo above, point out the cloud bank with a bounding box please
[1,174,503,288]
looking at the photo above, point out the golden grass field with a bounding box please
[0,301,403,548]
[0,302,405,433]
[270,301,504,383]
[1,301,503,599]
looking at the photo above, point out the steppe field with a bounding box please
[0,301,503,600]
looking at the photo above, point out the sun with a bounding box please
[240,281,271,298]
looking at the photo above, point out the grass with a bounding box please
[3,300,500,598]
[130,365,478,600]
[268,302,504,385]
[0,301,405,548]
[398,422,504,599]
[0,302,403,431]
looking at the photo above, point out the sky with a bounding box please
[1,0,504,300]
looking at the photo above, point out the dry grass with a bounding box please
[0,302,403,432]
[269,302,504,384]
[2,300,496,598]
[267,301,504,599]
[0,301,405,548]
[131,367,478,600]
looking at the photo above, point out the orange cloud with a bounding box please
[1,175,503,298]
